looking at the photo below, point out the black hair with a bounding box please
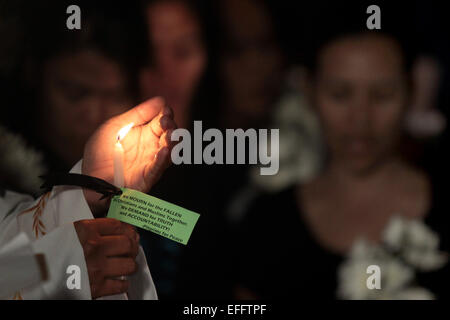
[142,0,204,20]
[21,0,148,97]
[140,0,208,67]
[1,0,150,140]
[211,0,283,56]
[0,0,27,76]
[302,1,418,76]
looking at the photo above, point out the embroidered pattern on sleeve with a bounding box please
[18,192,51,238]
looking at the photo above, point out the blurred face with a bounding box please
[220,0,283,121]
[40,49,132,165]
[141,1,206,112]
[312,34,409,174]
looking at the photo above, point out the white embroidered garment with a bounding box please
[0,160,158,300]
[0,232,41,297]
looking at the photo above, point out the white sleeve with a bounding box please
[0,233,42,298]
[0,160,158,300]
[0,160,92,299]
[31,223,92,299]
[57,161,158,300]
[0,226,91,299]
[127,247,158,300]
[0,161,94,247]
[67,162,158,300]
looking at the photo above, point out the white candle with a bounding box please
[114,140,125,188]
[112,123,134,287]
[113,123,134,188]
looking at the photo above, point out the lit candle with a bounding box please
[114,123,134,188]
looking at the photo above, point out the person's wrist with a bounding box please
[83,189,110,218]
[81,160,111,217]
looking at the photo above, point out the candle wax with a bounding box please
[114,140,125,188]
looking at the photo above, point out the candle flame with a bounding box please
[117,123,134,141]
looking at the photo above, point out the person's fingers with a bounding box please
[100,235,138,258]
[160,130,176,164]
[112,97,165,127]
[149,110,176,137]
[160,115,177,132]
[119,224,140,257]
[121,223,138,243]
[91,279,129,299]
[94,218,126,236]
[159,129,174,150]
[162,104,174,118]
[142,147,170,191]
[158,147,171,171]
[103,257,137,277]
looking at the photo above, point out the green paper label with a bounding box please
[107,188,200,245]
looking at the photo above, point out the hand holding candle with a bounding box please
[82,97,176,216]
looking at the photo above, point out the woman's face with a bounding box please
[312,34,409,174]
[40,49,132,165]
[141,1,206,111]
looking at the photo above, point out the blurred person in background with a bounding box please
[215,0,284,130]
[233,3,449,300]
[209,0,285,223]
[140,0,207,130]
[2,0,148,189]
[212,0,324,232]
[137,0,227,300]
[402,0,449,178]
[138,0,308,299]
[0,1,177,300]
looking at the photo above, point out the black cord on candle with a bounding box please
[40,173,123,200]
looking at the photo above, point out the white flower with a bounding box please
[387,287,435,300]
[0,126,46,196]
[338,217,448,300]
[382,216,448,271]
[338,259,374,300]
[383,215,407,251]
[405,108,446,138]
[379,259,415,295]
[337,239,415,300]
[251,89,323,192]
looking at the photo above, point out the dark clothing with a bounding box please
[235,173,450,299]
[139,162,245,300]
